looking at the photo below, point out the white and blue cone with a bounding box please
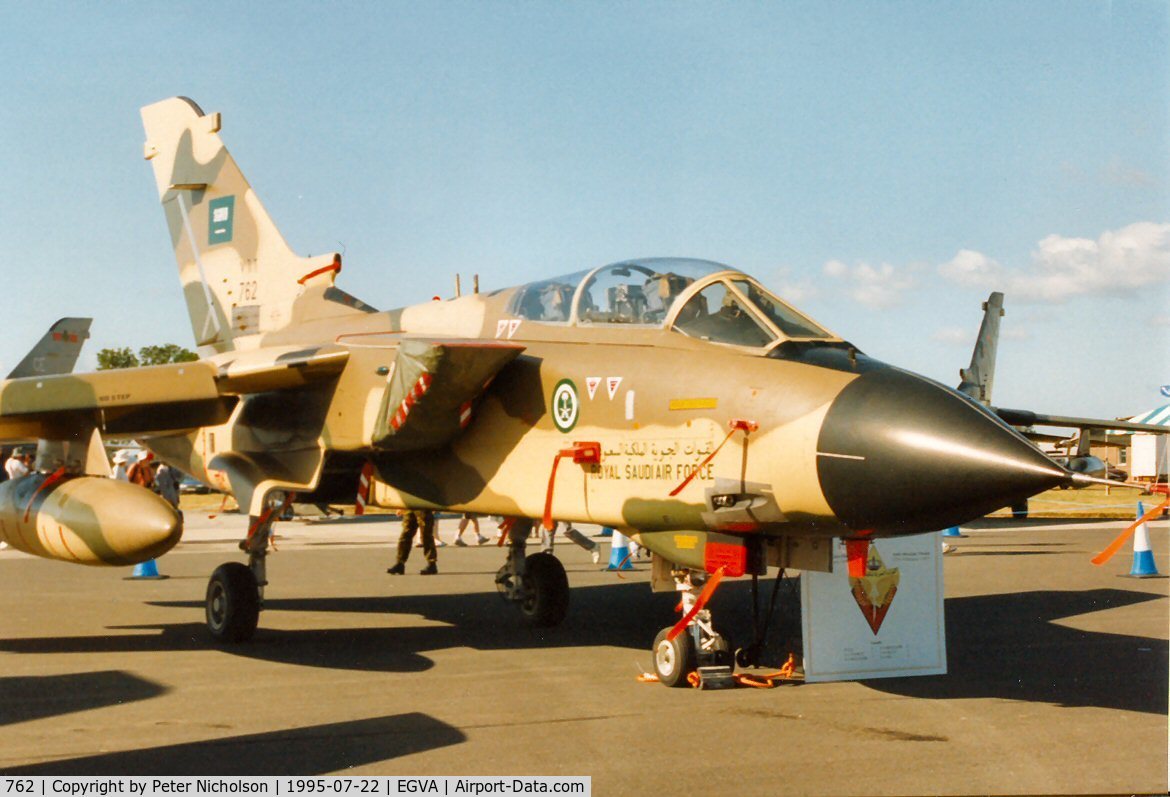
[1129,502,1160,578]
[607,530,633,571]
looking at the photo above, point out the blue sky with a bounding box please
[1,1,1166,419]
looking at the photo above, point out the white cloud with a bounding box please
[937,221,1170,304]
[772,266,820,303]
[938,249,1004,287]
[822,259,914,309]
[823,259,848,279]
[1102,158,1156,189]
[932,326,972,346]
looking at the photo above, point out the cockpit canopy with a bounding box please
[506,258,837,348]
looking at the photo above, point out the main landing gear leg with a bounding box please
[495,517,569,627]
[205,491,286,643]
[653,568,732,688]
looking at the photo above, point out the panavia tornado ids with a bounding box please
[1,97,1162,686]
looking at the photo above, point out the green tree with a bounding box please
[138,343,198,366]
[96,343,198,370]
[96,347,139,370]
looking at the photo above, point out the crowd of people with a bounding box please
[1,445,182,509]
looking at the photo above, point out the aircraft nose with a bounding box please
[816,368,1069,534]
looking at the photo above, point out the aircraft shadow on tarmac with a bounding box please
[0,670,168,726]
[0,580,750,674]
[0,712,465,776]
[0,582,1163,715]
[866,588,1168,715]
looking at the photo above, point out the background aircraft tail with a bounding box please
[141,97,371,354]
[957,292,1004,405]
[6,318,92,379]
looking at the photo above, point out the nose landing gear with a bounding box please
[652,568,734,688]
[649,562,800,689]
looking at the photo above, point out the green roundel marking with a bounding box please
[552,379,579,433]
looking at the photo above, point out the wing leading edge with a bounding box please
[0,345,352,441]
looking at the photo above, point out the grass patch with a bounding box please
[988,485,1165,518]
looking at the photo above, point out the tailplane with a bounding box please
[141,97,373,354]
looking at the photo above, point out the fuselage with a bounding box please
[146,260,1069,550]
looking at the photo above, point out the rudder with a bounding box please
[141,97,361,353]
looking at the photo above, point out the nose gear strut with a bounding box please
[647,562,802,689]
[652,567,733,688]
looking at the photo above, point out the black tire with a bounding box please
[519,552,569,627]
[206,562,260,643]
[1010,500,1029,519]
[653,626,696,688]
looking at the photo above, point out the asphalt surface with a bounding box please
[0,510,1166,795]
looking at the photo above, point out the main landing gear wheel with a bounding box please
[518,552,569,627]
[206,562,260,643]
[653,627,696,688]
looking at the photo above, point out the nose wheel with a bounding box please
[652,627,695,688]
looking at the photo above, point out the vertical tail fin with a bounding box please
[957,292,1004,405]
[6,318,91,379]
[141,97,368,353]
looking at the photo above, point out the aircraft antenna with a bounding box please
[455,274,462,298]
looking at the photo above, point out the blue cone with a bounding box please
[606,531,633,570]
[942,526,963,538]
[128,559,165,579]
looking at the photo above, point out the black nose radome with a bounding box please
[816,368,1068,534]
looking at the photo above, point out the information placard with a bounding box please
[801,533,946,682]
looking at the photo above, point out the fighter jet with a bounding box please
[956,292,1162,500]
[5,318,91,380]
[1,317,92,471]
[0,98,1151,686]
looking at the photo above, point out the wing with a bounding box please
[992,407,1170,435]
[0,344,350,441]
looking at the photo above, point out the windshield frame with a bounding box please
[665,272,841,351]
